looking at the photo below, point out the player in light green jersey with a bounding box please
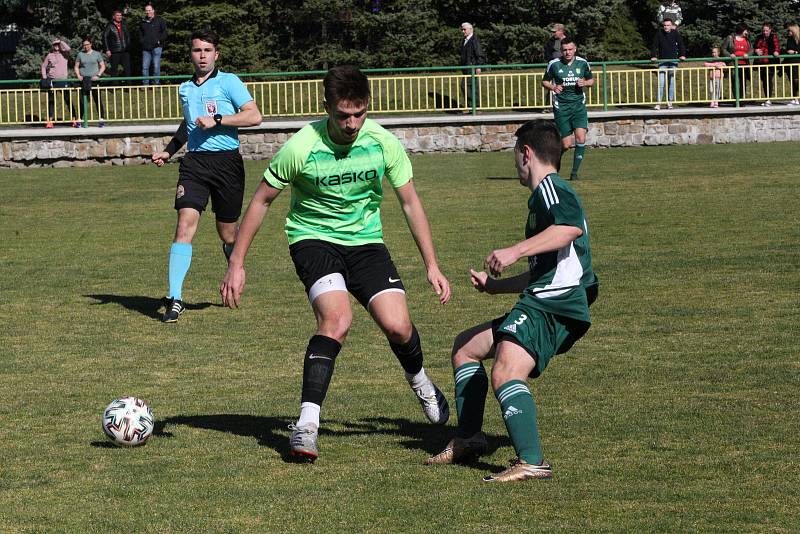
[542,37,594,180]
[220,65,451,463]
[425,120,598,482]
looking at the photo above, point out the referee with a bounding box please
[152,28,261,323]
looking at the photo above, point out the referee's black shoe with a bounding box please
[162,299,185,323]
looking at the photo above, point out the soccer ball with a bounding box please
[102,396,154,446]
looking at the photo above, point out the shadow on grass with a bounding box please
[152,413,508,469]
[89,440,120,448]
[85,294,218,320]
[485,176,517,180]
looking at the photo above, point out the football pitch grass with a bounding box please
[1,143,798,532]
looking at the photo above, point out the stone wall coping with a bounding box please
[2,104,797,140]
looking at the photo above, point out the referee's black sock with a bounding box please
[389,325,423,376]
[300,335,342,406]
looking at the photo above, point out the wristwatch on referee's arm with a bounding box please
[213,113,223,127]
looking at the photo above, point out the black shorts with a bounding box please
[289,239,405,309]
[175,149,244,223]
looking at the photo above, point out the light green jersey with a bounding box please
[543,56,592,108]
[265,118,413,245]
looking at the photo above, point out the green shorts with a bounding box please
[494,296,591,379]
[553,103,588,138]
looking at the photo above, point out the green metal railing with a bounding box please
[2,57,799,127]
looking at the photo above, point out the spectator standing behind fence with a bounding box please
[656,1,682,27]
[722,24,751,103]
[40,38,76,128]
[784,24,800,106]
[140,3,167,85]
[704,46,726,108]
[651,18,686,110]
[460,22,486,109]
[73,37,106,127]
[542,23,566,111]
[754,23,780,107]
[103,9,131,83]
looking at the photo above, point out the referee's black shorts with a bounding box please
[174,149,244,223]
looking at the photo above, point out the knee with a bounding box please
[490,359,513,390]
[451,329,479,367]
[383,317,413,345]
[174,221,196,243]
[318,311,352,342]
[490,352,532,390]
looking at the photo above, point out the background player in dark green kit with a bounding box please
[426,120,598,483]
[542,37,594,180]
[220,65,451,463]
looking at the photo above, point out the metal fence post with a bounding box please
[602,62,608,111]
[81,91,88,127]
[470,66,477,115]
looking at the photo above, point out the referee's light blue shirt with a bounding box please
[178,69,254,152]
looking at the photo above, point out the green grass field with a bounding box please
[1,143,798,532]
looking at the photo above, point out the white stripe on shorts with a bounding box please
[308,272,348,303]
[367,287,406,306]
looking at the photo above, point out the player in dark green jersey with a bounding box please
[220,66,451,462]
[425,120,598,482]
[542,37,594,180]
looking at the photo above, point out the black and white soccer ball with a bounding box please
[102,396,154,446]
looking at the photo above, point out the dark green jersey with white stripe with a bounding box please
[543,56,592,108]
[522,172,596,322]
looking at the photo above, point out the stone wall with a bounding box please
[2,111,799,168]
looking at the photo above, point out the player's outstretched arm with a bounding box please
[394,181,450,304]
[485,224,583,277]
[470,269,531,294]
[220,181,282,308]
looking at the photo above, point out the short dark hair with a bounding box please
[81,36,92,44]
[735,23,748,35]
[762,22,773,30]
[323,65,371,106]
[560,36,576,48]
[190,28,219,49]
[514,121,562,169]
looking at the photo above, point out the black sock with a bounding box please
[300,335,342,405]
[389,325,423,375]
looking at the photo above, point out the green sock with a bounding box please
[495,379,543,464]
[453,362,488,438]
[571,144,585,176]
